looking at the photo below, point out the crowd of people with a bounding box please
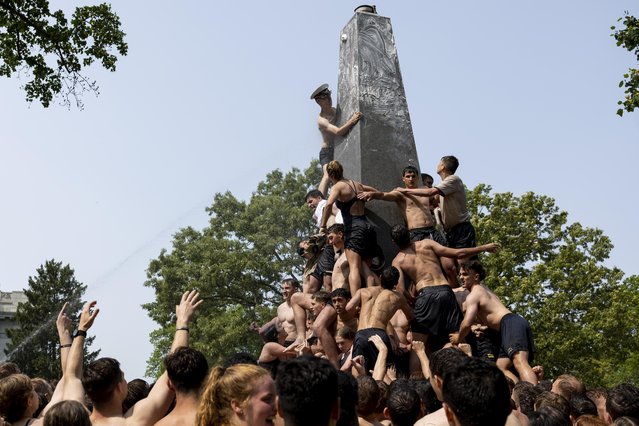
[0,87,637,426]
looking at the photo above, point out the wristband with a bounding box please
[176,327,189,332]
[60,343,72,349]
[73,330,87,339]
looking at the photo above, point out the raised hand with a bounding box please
[79,301,99,331]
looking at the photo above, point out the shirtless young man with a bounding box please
[390,224,499,372]
[310,84,362,194]
[330,287,358,332]
[79,291,202,426]
[289,290,340,367]
[277,278,300,346]
[358,165,456,286]
[344,266,414,375]
[449,260,537,384]
[320,160,378,297]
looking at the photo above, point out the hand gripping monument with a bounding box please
[335,6,421,262]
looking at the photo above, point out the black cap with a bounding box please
[310,83,330,99]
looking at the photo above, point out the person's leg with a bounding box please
[322,274,332,292]
[512,351,538,385]
[496,357,519,384]
[312,305,339,367]
[290,293,312,345]
[345,249,362,297]
[304,273,321,294]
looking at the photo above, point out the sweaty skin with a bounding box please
[346,287,413,331]
[392,239,500,294]
[277,282,298,342]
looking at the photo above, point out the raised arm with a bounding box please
[344,288,363,314]
[411,341,431,379]
[318,112,362,136]
[368,335,388,381]
[126,290,202,425]
[60,301,99,404]
[56,302,73,379]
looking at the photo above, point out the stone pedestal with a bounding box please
[334,11,420,264]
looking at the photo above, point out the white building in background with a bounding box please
[0,291,27,355]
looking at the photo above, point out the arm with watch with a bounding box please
[60,300,100,403]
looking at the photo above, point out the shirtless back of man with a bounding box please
[358,287,407,331]
[392,240,449,293]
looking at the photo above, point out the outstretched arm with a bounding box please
[431,241,501,260]
[358,189,403,203]
[126,290,203,425]
[412,341,430,379]
[369,335,388,381]
[396,187,440,197]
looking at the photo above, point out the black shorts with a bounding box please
[319,146,334,166]
[344,218,378,259]
[446,221,476,249]
[315,245,335,278]
[352,328,394,375]
[410,226,448,245]
[411,285,462,351]
[474,328,501,362]
[498,313,535,362]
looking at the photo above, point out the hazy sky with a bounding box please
[1,1,637,379]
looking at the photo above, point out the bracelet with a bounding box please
[60,343,72,349]
[176,327,189,332]
[73,330,87,339]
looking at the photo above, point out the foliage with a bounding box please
[5,259,99,380]
[0,0,127,108]
[143,162,321,376]
[468,184,639,386]
[612,12,639,116]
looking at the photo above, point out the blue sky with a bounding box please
[1,1,637,379]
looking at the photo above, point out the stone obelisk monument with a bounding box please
[333,7,420,263]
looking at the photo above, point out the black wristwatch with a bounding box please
[73,329,87,339]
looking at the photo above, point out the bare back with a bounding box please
[393,240,449,292]
[334,180,367,217]
[358,287,404,330]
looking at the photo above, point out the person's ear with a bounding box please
[230,399,244,417]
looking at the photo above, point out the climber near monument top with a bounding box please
[311,83,362,196]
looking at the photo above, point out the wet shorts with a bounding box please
[352,328,394,375]
[498,313,535,362]
[344,217,378,259]
[315,245,335,278]
[411,285,462,351]
[410,226,448,245]
[319,146,334,166]
[446,221,476,249]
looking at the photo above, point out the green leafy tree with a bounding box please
[612,12,639,116]
[5,259,100,380]
[143,163,320,375]
[0,0,127,108]
[468,184,639,386]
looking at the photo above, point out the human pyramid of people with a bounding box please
[0,85,638,426]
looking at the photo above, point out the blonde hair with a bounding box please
[326,160,344,181]
[196,364,270,426]
[0,374,33,422]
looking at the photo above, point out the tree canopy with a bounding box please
[612,12,639,116]
[468,184,639,386]
[142,163,321,376]
[5,259,99,380]
[144,164,639,386]
[0,0,127,108]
